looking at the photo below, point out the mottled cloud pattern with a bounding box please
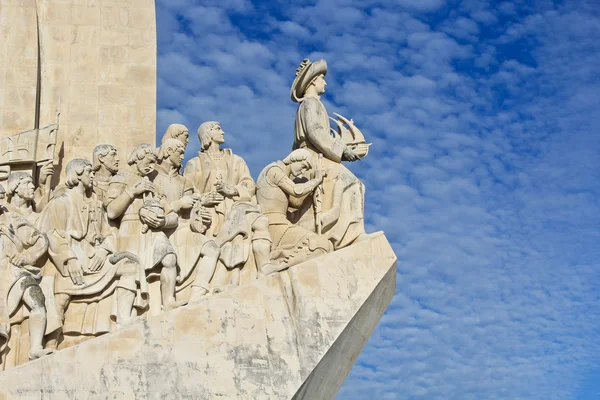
[154,0,600,398]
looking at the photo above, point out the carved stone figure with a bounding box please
[105,145,184,311]
[256,149,332,275]
[0,184,54,365]
[183,121,254,237]
[92,145,119,203]
[183,122,275,283]
[38,159,147,347]
[4,169,53,222]
[155,138,220,301]
[291,59,368,249]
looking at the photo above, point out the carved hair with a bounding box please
[162,124,189,144]
[157,138,185,160]
[127,144,156,166]
[92,144,117,171]
[197,121,220,151]
[0,183,5,200]
[7,172,33,197]
[282,149,313,167]
[65,159,92,188]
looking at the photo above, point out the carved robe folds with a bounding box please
[293,97,365,249]
[38,191,147,336]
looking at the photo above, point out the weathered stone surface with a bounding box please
[0,232,396,399]
[0,0,38,135]
[0,0,157,180]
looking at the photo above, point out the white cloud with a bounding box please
[154,0,600,398]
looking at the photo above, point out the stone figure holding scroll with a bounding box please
[0,184,54,364]
[105,144,184,311]
[291,59,368,249]
[155,137,220,302]
[256,149,332,275]
[37,159,147,346]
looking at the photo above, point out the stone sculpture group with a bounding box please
[0,59,371,370]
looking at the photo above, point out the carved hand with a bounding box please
[10,253,30,267]
[131,179,155,196]
[215,182,238,198]
[201,192,224,206]
[314,168,326,183]
[89,248,109,272]
[342,146,360,162]
[178,195,197,210]
[39,161,55,185]
[199,207,212,225]
[139,208,166,229]
[66,259,85,286]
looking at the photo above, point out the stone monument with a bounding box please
[0,3,396,399]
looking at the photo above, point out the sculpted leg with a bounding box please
[114,260,140,327]
[22,286,54,360]
[161,254,186,311]
[45,293,70,350]
[251,215,283,276]
[189,241,220,303]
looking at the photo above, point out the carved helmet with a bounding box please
[290,59,327,103]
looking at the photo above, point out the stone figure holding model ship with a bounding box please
[291,58,370,250]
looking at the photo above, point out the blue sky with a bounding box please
[154,0,600,398]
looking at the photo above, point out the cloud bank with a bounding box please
[155,0,600,398]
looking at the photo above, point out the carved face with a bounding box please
[168,147,185,168]
[81,165,94,189]
[312,74,327,95]
[102,149,119,175]
[290,160,311,178]
[15,177,35,201]
[210,124,225,145]
[136,153,156,176]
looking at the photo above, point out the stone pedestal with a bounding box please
[0,233,396,399]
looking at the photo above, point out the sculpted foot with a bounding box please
[189,287,209,303]
[163,298,188,311]
[29,348,55,360]
[259,262,287,277]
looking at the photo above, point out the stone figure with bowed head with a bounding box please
[105,144,185,311]
[256,149,332,275]
[92,144,120,203]
[0,184,54,363]
[155,137,220,302]
[291,58,369,250]
[183,122,277,284]
[37,159,147,347]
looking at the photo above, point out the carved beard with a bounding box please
[106,163,119,175]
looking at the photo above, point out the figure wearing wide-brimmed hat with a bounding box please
[290,58,369,250]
